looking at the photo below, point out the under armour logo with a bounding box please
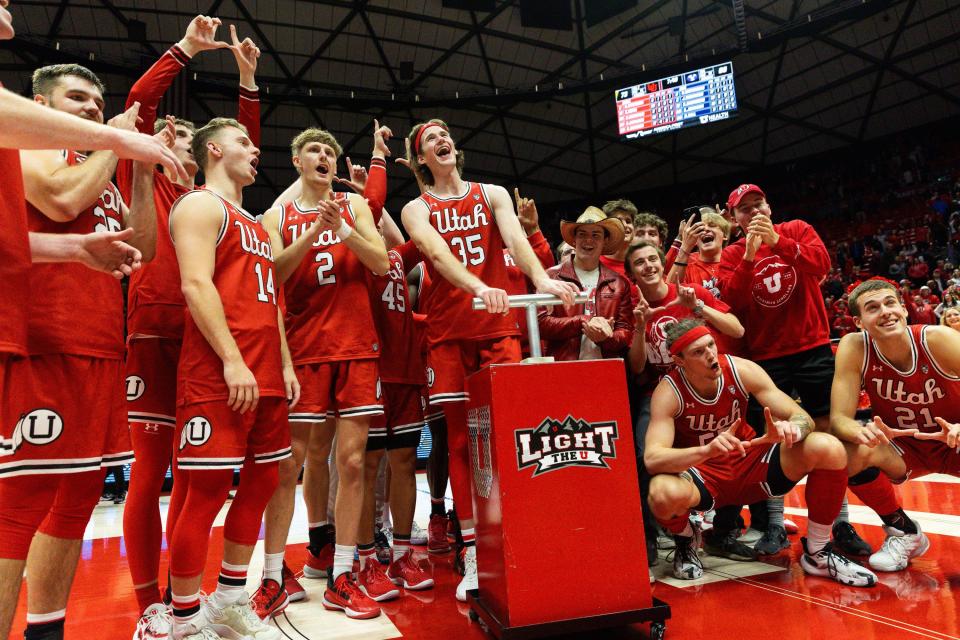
[686,402,695,409]
[872,365,883,372]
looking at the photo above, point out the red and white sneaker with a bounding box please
[388,552,434,590]
[251,578,289,620]
[132,602,171,639]
[358,561,400,602]
[428,513,451,554]
[303,541,335,579]
[323,573,382,619]
[282,562,306,603]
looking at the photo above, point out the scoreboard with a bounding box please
[615,62,737,139]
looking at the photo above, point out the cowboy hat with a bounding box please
[559,206,625,254]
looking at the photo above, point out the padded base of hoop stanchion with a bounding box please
[467,591,671,639]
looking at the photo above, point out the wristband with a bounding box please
[674,261,688,267]
[335,219,353,240]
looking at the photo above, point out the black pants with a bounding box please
[713,344,836,533]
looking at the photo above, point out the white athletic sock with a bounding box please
[212,561,247,608]
[806,521,832,554]
[357,544,376,570]
[333,544,355,580]
[836,498,850,523]
[263,551,284,584]
[308,521,329,529]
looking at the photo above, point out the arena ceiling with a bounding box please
[3,0,960,215]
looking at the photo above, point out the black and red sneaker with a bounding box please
[322,573,381,620]
[303,524,336,579]
[251,577,289,620]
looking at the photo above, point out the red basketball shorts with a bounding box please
[175,396,291,470]
[0,354,130,478]
[891,437,960,479]
[289,359,383,423]
[125,337,181,430]
[427,336,521,405]
[689,443,792,510]
[0,354,16,458]
[368,383,424,451]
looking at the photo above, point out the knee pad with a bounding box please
[849,466,881,486]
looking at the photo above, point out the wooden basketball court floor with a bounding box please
[7,474,959,639]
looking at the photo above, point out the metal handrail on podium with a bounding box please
[471,292,589,360]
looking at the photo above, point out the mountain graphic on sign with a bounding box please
[530,415,593,439]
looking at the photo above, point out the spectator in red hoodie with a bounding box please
[715,183,870,560]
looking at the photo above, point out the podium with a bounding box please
[465,358,670,638]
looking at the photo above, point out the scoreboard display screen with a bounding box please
[615,62,737,139]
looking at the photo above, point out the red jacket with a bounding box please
[538,257,634,362]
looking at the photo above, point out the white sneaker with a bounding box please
[133,603,171,640]
[207,595,281,639]
[410,521,428,546]
[869,525,930,572]
[455,546,478,602]
[800,538,877,587]
[171,619,221,640]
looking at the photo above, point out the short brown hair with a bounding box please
[603,199,638,220]
[32,64,105,98]
[190,117,249,173]
[290,128,343,158]
[633,212,668,243]
[154,117,196,135]
[406,119,465,186]
[701,212,731,239]
[624,240,665,277]
[848,279,900,316]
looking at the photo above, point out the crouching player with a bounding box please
[645,319,877,587]
[830,278,959,572]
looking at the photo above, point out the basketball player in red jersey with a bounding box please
[115,16,264,636]
[831,278,959,572]
[400,119,578,600]
[646,319,877,587]
[257,128,388,620]
[164,118,293,640]
[360,238,435,596]
[0,62,158,640]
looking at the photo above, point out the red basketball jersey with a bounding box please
[0,147,31,357]
[662,355,753,451]
[121,170,189,339]
[368,241,425,385]
[25,151,125,359]
[279,195,380,364]
[642,283,729,379]
[418,182,518,345]
[173,191,284,404]
[862,325,960,433]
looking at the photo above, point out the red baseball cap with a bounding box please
[726,184,766,210]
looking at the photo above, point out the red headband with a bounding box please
[669,326,712,356]
[414,123,448,155]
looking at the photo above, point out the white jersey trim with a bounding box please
[919,325,960,381]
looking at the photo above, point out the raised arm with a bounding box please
[226,23,262,146]
[487,184,576,305]
[171,191,258,413]
[121,161,158,261]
